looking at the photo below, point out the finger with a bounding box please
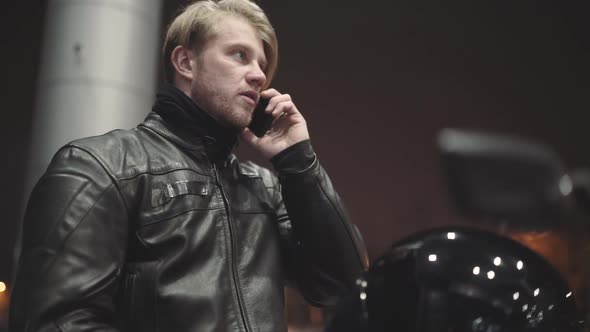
[272,101,297,117]
[267,94,293,113]
[260,88,281,99]
[268,93,291,105]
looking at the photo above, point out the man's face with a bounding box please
[189,15,268,129]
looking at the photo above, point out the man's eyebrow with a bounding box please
[227,42,254,53]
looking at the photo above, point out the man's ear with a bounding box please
[170,45,195,81]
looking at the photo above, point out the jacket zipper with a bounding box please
[212,163,251,332]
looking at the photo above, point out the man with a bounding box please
[10,0,368,331]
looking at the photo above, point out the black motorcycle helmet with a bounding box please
[325,228,584,332]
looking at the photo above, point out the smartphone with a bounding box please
[248,98,274,137]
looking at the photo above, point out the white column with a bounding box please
[17,0,162,260]
[26,0,162,194]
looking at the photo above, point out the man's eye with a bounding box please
[233,51,246,61]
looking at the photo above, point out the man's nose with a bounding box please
[247,64,266,88]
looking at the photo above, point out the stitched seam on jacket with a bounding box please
[314,169,365,271]
[141,206,224,226]
[42,181,118,270]
[118,167,211,181]
[26,182,122,330]
[67,145,130,215]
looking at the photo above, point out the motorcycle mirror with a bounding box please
[437,128,572,229]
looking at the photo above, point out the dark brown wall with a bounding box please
[1,1,47,283]
[2,0,589,304]
[250,0,590,258]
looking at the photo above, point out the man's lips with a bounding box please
[240,90,259,104]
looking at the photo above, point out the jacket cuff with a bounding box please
[270,139,317,174]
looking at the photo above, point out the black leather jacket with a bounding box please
[10,86,368,332]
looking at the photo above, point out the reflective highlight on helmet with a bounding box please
[325,228,585,332]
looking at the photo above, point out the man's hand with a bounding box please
[240,89,310,160]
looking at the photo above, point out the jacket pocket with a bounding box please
[117,269,137,330]
[117,262,158,332]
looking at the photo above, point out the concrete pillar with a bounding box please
[27,0,162,190]
[17,0,162,262]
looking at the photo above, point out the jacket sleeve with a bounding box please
[269,140,369,307]
[10,146,128,332]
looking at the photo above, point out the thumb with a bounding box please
[240,127,259,146]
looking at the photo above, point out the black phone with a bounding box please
[248,98,274,137]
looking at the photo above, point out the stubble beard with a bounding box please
[192,84,252,130]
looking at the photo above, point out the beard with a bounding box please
[191,82,253,129]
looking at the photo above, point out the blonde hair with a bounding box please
[163,0,278,88]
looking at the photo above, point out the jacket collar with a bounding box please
[144,83,239,162]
